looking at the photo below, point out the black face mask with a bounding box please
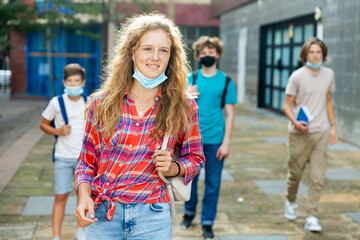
[199,56,216,67]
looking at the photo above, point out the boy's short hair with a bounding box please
[192,36,223,58]
[299,37,328,63]
[64,63,85,80]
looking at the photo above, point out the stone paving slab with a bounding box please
[172,212,238,240]
[345,212,360,224]
[0,224,36,239]
[253,180,308,195]
[251,108,288,123]
[262,137,288,144]
[0,126,44,193]
[328,142,359,151]
[199,168,234,181]
[235,116,260,122]
[21,196,77,216]
[325,167,360,180]
[219,235,288,240]
[248,123,276,129]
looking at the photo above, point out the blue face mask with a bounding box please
[305,59,323,69]
[64,85,84,97]
[132,62,168,89]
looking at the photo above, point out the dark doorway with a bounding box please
[258,15,316,112]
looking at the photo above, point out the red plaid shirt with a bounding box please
[75,91,204,220]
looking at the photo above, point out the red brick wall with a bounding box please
[175,3,218,27]
[10,31,27,95]
[115,2,218,27]
[9,0,36,97]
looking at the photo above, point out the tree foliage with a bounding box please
[0,0,159,58]
[0,0,106,57]
[0,1,37,56]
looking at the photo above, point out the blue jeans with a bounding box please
[86,201,172,240]
[184,144,224,226]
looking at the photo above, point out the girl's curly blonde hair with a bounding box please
[86,12,192,138]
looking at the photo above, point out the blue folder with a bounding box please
[296,106,313,123]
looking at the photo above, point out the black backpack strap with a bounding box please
[221,76,231,108]
[192,70,198,85]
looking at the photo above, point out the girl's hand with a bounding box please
[187,84,200,99]
[152,150,173,175]
[75,195,98,227]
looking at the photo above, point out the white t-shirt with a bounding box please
[42,94,86,159]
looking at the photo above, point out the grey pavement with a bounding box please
[1,100,360,240]
[0,93,47,193]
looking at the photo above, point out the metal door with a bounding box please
[259,15,316,112]
[26,26,100,97]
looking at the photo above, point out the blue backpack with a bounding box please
[50,94,87,162]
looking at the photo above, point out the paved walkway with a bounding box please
[1,103,360,240]
[0,97,46,193]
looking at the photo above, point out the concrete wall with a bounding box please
[219,0,360,145]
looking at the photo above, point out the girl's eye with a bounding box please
[144,48,151,51]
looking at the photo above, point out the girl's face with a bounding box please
[133,29,171,79]
[306,44,323,64]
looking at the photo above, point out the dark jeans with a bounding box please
[184,143,224,226]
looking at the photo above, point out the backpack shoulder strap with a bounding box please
[221,76,231,108]
[81,93,87,103]
[57,95,68,125]
[192,70,198,85]
[159,134,170,184]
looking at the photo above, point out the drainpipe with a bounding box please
[46,27,54,97]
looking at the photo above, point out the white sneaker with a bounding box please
[304,216,322,232]
[76,227,86,240]
[284,200,297,220]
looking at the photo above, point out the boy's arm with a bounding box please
[216,103,235,160]
[40,117,71,136]
[326,91,337,144]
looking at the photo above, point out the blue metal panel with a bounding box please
[94,27,101,92]
[26,25,101,98]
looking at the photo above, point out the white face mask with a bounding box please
[64,85,84,97]
[132,58,168,89]
[305,59,323,69]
